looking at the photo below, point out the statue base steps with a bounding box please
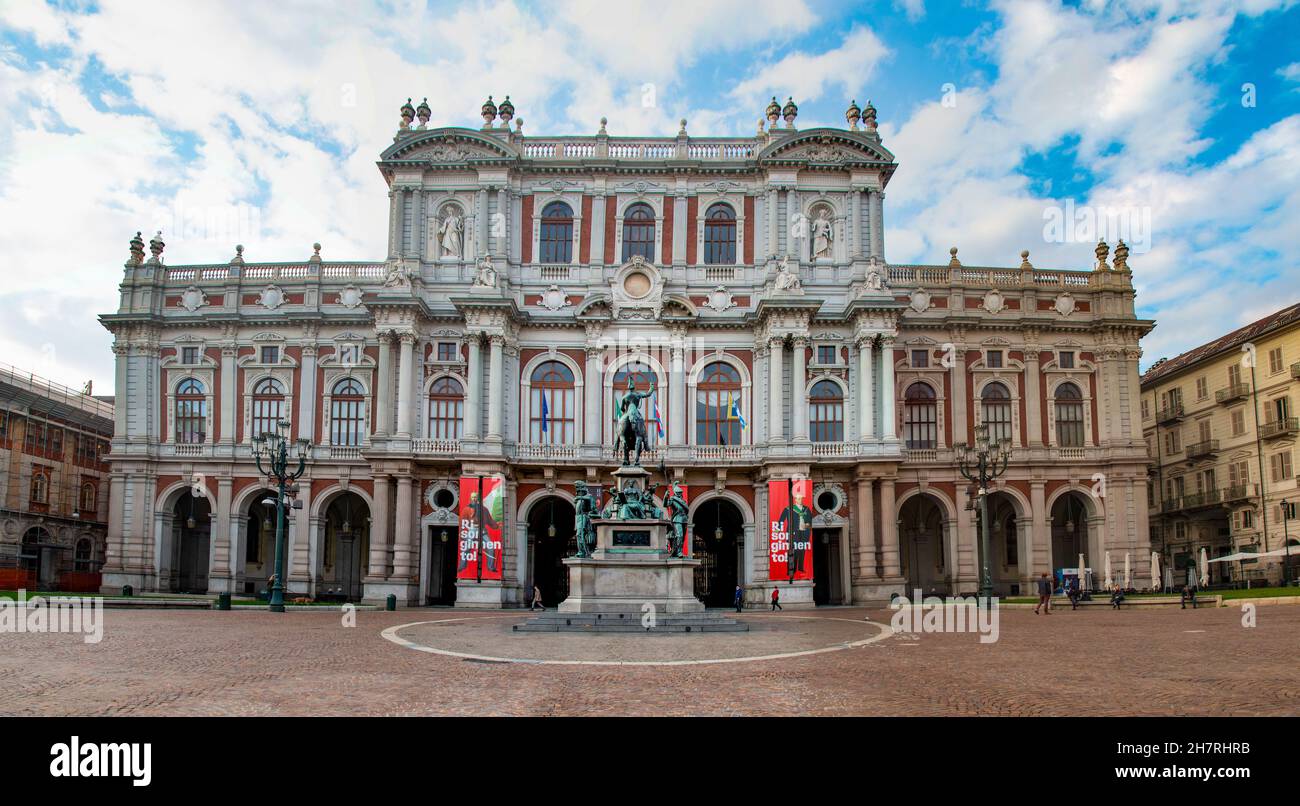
[514,611,748,633]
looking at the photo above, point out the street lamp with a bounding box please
[956,424,1011,602]
[251,420,311,612]
[1282,499,1294,586]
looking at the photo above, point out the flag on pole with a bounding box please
[651,395,665,439]
[728,393,748,429]
[540,392,550,433]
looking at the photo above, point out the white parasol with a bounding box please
[1150,552,1160,591]
[1104,551,1113,588]
[1124,552,1132,589]
[1199,547,1209,587]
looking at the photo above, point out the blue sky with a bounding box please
[1,0,1298,392]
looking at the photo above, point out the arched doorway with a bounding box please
[173,493,212,594]
[242,490,278,596]
[899,494,947,595]
[20,527,55,590]
[692,497,743,607]
[527,497,575,609]
[321,492,369,602]
[981,491,1023,595]
[1051,491,1092,588]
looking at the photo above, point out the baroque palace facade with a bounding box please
[99,95,1153,607]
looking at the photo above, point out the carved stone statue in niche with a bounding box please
[774,256,802,293]
[811,208,834,259]
[473,255,497,288]
[438,206,463,258]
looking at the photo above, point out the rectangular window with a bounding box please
[1271,451,1293,482]
[182,346,199,365]
[986,350,1003,368]
[817,346,837,366]
[1270,396,1291,423]
[437,342,458,362]
[1227,363,1241,387]
[261,346,279,365]
[1195,377,1207,399]
[1141,399,1149,420]
[1059,351,1075,369]
[910,349,929,368]
[1198,420,1212,443]
[1166,431,1181,453]
[1231,409,1245,436]
[1268,347,1283,374]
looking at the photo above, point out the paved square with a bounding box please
[3,605,1295,716]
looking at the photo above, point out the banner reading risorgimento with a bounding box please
[768,478,814,583]
[458,476,505,580]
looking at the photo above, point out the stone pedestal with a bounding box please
[558,517,703,614]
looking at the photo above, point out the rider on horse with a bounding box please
[614,375,656,465]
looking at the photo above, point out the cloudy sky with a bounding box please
[1,0,1298,393]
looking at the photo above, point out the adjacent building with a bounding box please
[1142,302,1300,586]
[0,364,113,591]
[99,95,1153,606]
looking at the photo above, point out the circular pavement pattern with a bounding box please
[383,613,893,666]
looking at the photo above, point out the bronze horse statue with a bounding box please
[612,377,656,466]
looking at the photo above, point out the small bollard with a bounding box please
[122,584,134,597]
[216,592,231,611]
[386,594,397,612]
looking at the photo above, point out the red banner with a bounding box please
[457,476,505,580]
[769,479,814,582]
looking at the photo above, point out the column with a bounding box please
[112,345,129,439]
[496,187,509,257]
[880,479,900,578]
[669,343,686,446]
[766,187,778,258]
[1025,346,1042,447]
[753,482,770,585]
[392,476,414,582]
[406,188,420,259]
[768,336,784,441]
[856,477,877,580]
[210,476,232,589]
[1030,481,1049,576]
[298,345,317,442]
[464,335,482,440]
[792,335,809,442]
[387,189,401,259]
[880,336,897,440]
[375,334,393,436]
[487,334,504,441]
[290,482,312,586]
[367,476,391,580]
[869,190,885,259]
[753,345,768,444]
[584,345,602,445]
[476,188,489,257]
[672,194,687,265]
[396,332,415,437]
[857,336,874,440]
[952,343,968,444]
[219,345,236,445]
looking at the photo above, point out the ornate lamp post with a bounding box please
[956,424,1011,601]
[252,420,310,612]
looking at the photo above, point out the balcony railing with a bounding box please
[1161,497,1182,513]
[1291,362,1300,380]
[1215,383,1250,404]
[691,445,756,462]
[1260,417,1299,440]
[412,438,460,455]
[811,442,853,457]
[515,443,578,460]
[1223,483,1254,502]
[902,447,938,463]
[326,446,364,460]
[1155,403,1185,424]
[1182,489,1222,509]
[1185,439,1220,458]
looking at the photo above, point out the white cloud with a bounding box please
[729,26,891,113]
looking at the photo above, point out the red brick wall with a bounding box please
[579,195,592,263]
[744,196,755,264]
[604,197,617,264]
[520,195,534,263]
[685,197,698,265]
[661,196,674,262]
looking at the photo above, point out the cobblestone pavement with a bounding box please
[3,605,1296,716]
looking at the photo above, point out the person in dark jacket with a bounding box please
[1034,572,1052,615]
[1110,584,1125,610]
[733,584,744,613]
[1067,576,1081,610]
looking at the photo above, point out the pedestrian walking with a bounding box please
[1110,584,1125,610]
[1067,576,1081,610]
[733,584,744,613]
[530,585,544,611]
[770,588,783,611]
[1034,572,1052,614]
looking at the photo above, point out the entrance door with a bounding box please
[528,498,576,609]
[427,527,458,606]
[177,527,210,594]
[813,528,843,605]
[692,499,743,608]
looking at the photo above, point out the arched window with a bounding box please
[809,380,844,443]
[530,361,576,444]
[1055,382,1085,447]
[79,483,97,514]
[175,378,207,444]
[612,361,660,446]
[904,383,937,449]
[703,203,736,264]
[695,362,742,446]
[539,201,574,263]
[428,377,464,440]
[330,378,366,447]
[74,538,94,572]
[621,203,655,262]
[981,382,1013,445]
[30,471,48,505]
[251,378,286,440]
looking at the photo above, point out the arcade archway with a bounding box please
[172,493,212,594]
[899,493,947,595]
[692,497,743,608]
[1051,490,1092,586]
[527,496,576,609]
[321,492,369,602]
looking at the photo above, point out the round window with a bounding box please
[433,489,455,509]
[623,271,652,298]
[817,491,838,512]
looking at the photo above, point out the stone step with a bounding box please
[513,621,748,633]
[514,610,749,633]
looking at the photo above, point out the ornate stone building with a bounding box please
[99,95,1153,606]
[0,365,113,591]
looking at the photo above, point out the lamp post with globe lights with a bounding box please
[251,420,310,612]
[956,424,1011,602]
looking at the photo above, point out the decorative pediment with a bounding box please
[759,128,895,165]
[381,128,518,163]
[250,332,286,342]
[615,180,669,197]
